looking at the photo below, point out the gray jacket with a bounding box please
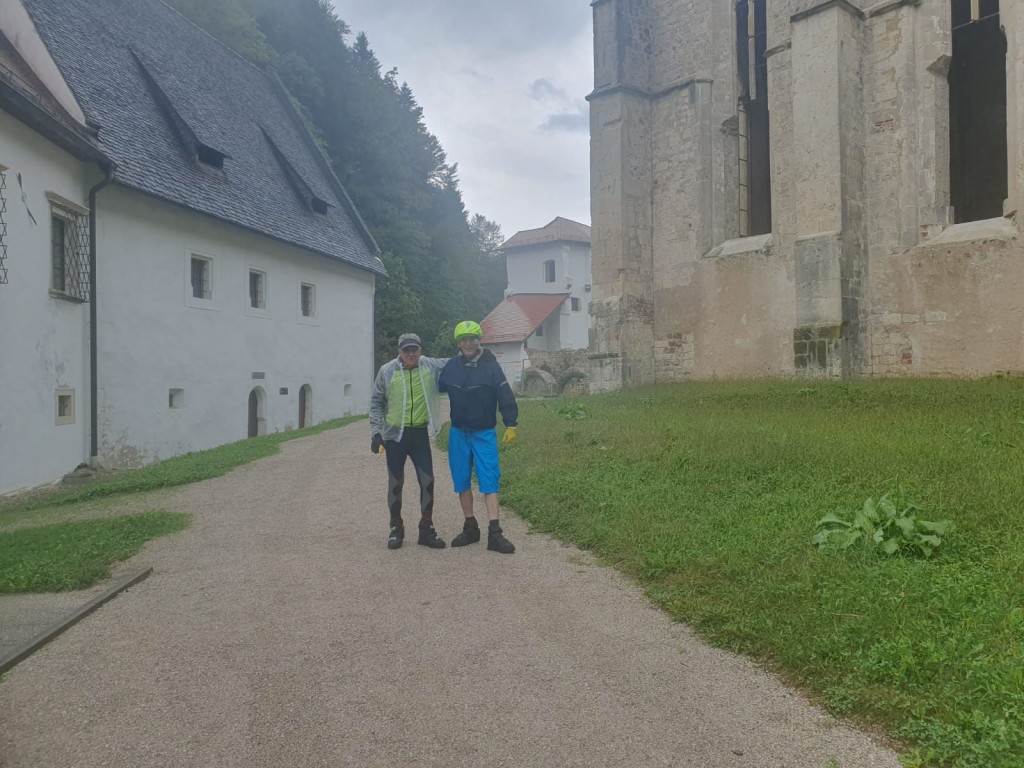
[369,356,447,441]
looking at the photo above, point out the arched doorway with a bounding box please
[247,387,266,437]
[299,384,312,428]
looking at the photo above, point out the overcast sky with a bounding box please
[331,1,593,241]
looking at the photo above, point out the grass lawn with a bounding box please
[0,415,364,592]
[500,378,1024,768]
[0,512,190,593]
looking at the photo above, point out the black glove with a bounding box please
[371,433,384,455]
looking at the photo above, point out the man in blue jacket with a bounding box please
[438,321,519,554]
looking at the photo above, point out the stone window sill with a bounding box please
[916,216,1017,249]
[703,233,773,259]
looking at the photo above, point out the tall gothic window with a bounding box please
[949,0,1006,223]
[736,0,772,236]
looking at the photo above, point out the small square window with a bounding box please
[300,282,315,317]
[543,260,555,283]
[169,388,184,409]
[56,389,75,425]
[249,269,266,309]
[536,324,544,337]
[191,255,212,299]
[571,297,581,311]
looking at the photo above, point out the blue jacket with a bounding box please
[439,348,518,432]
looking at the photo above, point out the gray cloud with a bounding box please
[529,78,568,103]
[336,0,590,53]
[540,109,589,133]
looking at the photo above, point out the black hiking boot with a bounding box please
[387,523,404,550]
[487,524,515,554]
[417,523,447,549]
[451,520,481,547]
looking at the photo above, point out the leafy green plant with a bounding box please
[813,484,952,557]
[557,402,588,420]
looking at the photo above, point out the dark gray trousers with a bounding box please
[383,427,434,523]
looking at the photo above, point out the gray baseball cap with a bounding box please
[397,333,422,350]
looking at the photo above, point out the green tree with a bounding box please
[164,0,275,66]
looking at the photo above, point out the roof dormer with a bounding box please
[130,48,231,173]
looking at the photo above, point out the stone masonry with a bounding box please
[588,0,1024,390]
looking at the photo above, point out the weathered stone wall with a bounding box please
[590,0,1024,388]
[588,0,656,392]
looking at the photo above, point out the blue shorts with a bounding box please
[448,427,500,494]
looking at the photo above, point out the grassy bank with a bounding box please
[0,416,363,527]
[0,416,363,591]
[500,378,1024,768]
[0,512,190,593]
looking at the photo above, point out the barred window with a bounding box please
[249,269,266,309]
[0,166,8,284]
[49,199,90,301]
[191,255,212,299]
[300,282,315,317]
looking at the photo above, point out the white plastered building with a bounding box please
[0,0,386,494]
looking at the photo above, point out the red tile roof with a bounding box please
[499,217,591,251]
[482,294,569,344]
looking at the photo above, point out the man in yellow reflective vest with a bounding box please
[369,333,447,550]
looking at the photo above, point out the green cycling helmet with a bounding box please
[453,320,482,341]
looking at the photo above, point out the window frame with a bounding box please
[55,388,75,425]
[185,249,217,310]
[47,193,90,302]
[191,256,212,300]
[248,268,267,310]
[0,165,8,285]
[298,281,318,324]
[543,260,556,283]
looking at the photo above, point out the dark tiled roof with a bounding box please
[481,293,569,344]
[21,0,385,276]
[0,32,105,161]
[499,216,591,251]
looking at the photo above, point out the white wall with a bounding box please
[505,241,591,350]
[93,186,376,466]
[488,341,529,386]
[0,111,94,493]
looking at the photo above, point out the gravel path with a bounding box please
[0,419,902,767]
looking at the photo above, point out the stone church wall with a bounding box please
[588,0,1024,389]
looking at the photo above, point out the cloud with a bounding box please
[540,108,589,133]
[528,78,568,103]
[329,0,593,235]
[337,0,590,54]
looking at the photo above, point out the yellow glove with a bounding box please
[502,426,517,445]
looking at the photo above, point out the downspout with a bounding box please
[88,162,115,463]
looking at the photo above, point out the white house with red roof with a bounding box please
[481,217,591,387]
